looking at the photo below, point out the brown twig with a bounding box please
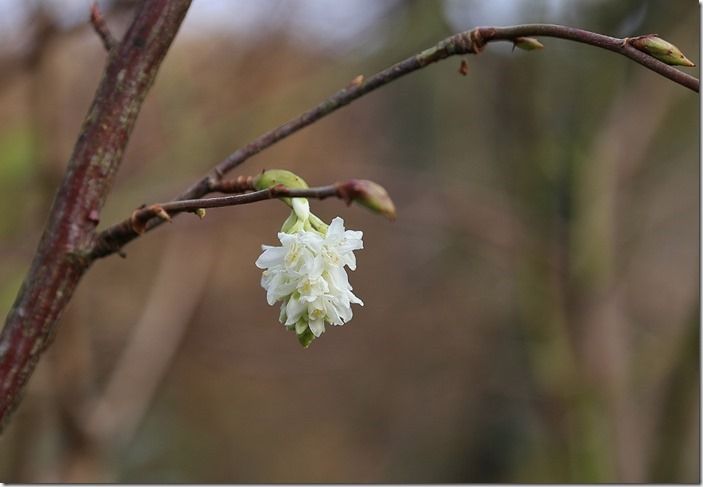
[90,3,117,52]
[0,0,192,431]
[92,181,364,255]
[88,24,697,258]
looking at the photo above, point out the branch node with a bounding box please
[347,74,364,89]
[130,209,148,235]
[153,205,172,223]
[469,28,487,54]
[90,3,118,52]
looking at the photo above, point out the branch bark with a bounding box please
[0,0,191,430]
[91,180,381,254]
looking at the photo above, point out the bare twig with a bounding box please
[90,3,117,52]
[0,0,192,431]
[482,25,698,91]
[89,23,698,259]
[92,180,374,254]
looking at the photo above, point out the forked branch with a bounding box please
[89,23,698,259]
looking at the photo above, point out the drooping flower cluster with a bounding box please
[256,208,363,346]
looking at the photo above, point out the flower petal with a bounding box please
[309,318,325,337]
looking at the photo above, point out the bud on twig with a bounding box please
[629,35,695,67]
[513,37,544,51]
[153,206,172,223]
[254,169,310,215]
[253,169,309,191]
[348,74,364,88]
[336,179,396,220]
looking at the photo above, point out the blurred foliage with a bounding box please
[0,0,698,483]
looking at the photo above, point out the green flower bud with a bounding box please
[253,169,309,191]
[630,35,695,67]
[255,169,312,229]
[296,327,315,348]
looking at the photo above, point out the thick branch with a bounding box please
[0,0,191,430]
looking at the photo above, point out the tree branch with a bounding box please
[0,0,192,431]
[92,180,375,252]
[482,25,698,91]
[88,23,697,258]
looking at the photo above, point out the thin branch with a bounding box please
[164,185,340,210]
[92,181,358,251]
[89,23,698,259]
[90,3,117,52]
[199,24,697,180]
[482,25,698,92]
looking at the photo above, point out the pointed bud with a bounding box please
[153,206,172,223]
[337,179,396,220]
[195,208,206,219]
[630,35,695,67]
[513,37,544,51]
[348,74,364,88]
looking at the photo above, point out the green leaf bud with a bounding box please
[630,35,695,67]
[513,37,544,51]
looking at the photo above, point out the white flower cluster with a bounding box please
[256,216,363,343]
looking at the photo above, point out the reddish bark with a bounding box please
[0,0,191,430]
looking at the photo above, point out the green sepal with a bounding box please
[296,327,315,348]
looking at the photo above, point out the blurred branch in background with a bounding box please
[66,231,216,482]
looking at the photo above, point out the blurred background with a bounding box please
[0,0,698,482]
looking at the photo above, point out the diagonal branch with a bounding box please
[89,23,698,259]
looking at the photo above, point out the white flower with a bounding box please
[255,217,363,343]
